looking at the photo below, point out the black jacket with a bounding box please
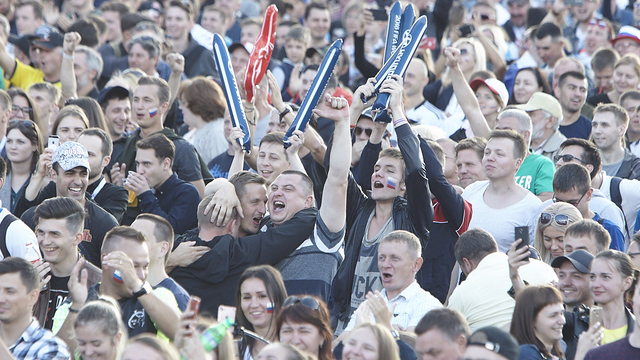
[182,34,219,80]
[331,123,433,322]
[614,149,640,181]
[169,207,318,317]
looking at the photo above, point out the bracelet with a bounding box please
[63,52,74,60]
[393,118,408,126]
[279,106,292,121]
[68,307,80,313]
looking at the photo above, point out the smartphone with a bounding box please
[419,37,438,50]
[515,226,530,262]
[565,0,584,5]
[217,305,236,323]
[371,8,388,21]
[188,296,201,320]
[590,306,603,329]
[459,24,475,38]
[48,135,59,151]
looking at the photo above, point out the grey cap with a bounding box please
[52,141,90,171]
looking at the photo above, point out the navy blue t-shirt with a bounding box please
[559,115,592,140]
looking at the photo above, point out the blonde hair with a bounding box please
[348,323,400,360]
[615,53,640,79]
[534,202,583,264]
[479,24,508,57]
[441,38,486,87]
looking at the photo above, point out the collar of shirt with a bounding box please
[10,318,42,349]
[382,280,421,303]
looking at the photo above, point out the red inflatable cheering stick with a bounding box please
[244,4,278,103]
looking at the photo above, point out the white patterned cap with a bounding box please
[52,141,90,171]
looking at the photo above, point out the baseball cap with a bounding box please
[139,0,164,14]
[467,327,520,360]
[305,45,329,59]
[470,78,509,107]
[516,92,563,120]
[97,86,130,106]
[229,42,254,55]
[52,141,90,171]
[30,25,64,50]
[551,249,594,274]
[612,25,640,46]
[8,34,31,56]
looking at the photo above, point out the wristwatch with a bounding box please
[132,281,152,299]
[390,329,400,340]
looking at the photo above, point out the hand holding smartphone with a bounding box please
[48,135,59,151]
[188,296,201,321]
[515,226,530,262]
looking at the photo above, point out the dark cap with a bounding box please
[8,34,31,56]
[30,25,64,49]
[139,0,164,14]
[97,86,130,106]
[305,46,328,59]
[468,327,520,360]
[508,0,529,4]
[551,249,594,274]
[120,13,155,33]
[228,42,254,55]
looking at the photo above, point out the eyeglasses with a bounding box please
[540,212,572,226]
[283,296,320,311]
[354,126,372,137]
[615,41,640,50]
[628,252,640,256]
[552,189,588,207]
[553,154,588,165]
[11,105,32,116]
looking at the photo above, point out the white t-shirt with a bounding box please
[462,181,541,253]
[0,208,40,262]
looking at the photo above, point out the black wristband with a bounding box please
[279,106,292,121]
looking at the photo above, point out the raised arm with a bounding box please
[60,32,81,101]
[166,53,185,105]
[314,94,350,233]
[0,35,16,78]
[444,47,491,138]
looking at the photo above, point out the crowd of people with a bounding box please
[0,0,639,359]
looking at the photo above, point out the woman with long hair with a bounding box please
[51,105,90,143]
[509,67,551,105]
[65,97,109,133]
[534,203,583,264]
[589,250,635,344]
[511,285,566,360]
[276,295,333,360]
[0,119,43,212]
[121,334,180,360]
[341,323,400,360]
[74,297,128,360]
[8,88,44,137]
[236,265,288,360]
[257,343,316,360]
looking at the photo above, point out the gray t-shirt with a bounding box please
[602,160,623,178]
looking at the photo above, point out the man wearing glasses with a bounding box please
[553,138,628,235]
[551,163,624,250]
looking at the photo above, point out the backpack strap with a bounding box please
[0,212,19,259]
[610,177,623,209]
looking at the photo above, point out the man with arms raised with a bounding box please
[332,76,433,334]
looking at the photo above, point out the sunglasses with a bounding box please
[354,126,372,137]
[9,119,35,128]
[283,296,320,311]
[553,154,588,165]
[11,105,32,116]
[552,189,588,207]
[588,19,609,29]
[540,212,572,226]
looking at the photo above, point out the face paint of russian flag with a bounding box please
[387,177,398,190]
[266,303,274,313]
[149,107,158,118]
[113,270,124,284]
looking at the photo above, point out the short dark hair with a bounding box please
[454,228,498,265]
[80,128,113,158]
[559,138,602,179]
[168,0,194,19]
[100,1,130,15]
[197,193,238,229]
[0,257,39,291]
[558,71,587,89]
[279,170,314,197]
[135,213,174,263]
[553,163,591,195]
[34,197,86,236]
[259,132,288,160]
[120,13,153,33]
[102,226,147,255]
[304,2,329,20]
[137,76,170,105]
[488,129,527,160]
[535,22,562,41]
[0,157,6,181]
[415,308,471,340]
[229,171,266,199]
[68,19,99,48]
[620,90,640,106]
[594,103,629,127]
[565,219,611,253]
[136,133,175,163]
[591,48,619,72]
